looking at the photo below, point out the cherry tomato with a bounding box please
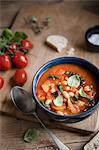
[21,39,33,50]
[0,54,11,71]
[7,43,19,54]
[11,43,18,49]
[12,51,28,69]
[13,69,27,86]
[0,76,4,89]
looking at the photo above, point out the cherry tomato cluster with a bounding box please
[0,39,33,89]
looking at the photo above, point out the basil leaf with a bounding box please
[70,98,75,104]
[64,71,74,76]
[79,87,90,99]
[24,129,39,143]
[67,74,80,88]
[2,28,14,41]
[48,75,59,80]
[57,84,63,93]
[31,16,38,22]
[12,32,28,43]
[53,96,63,107]
[74,95,78,101]
[45,99,52,108]
[0,37,8,49]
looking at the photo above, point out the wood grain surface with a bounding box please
[0,1,99,133]
[0,115,95,150]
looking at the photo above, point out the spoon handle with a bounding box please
[33,112,70,150]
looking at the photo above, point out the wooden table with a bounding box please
[0,1,99,150]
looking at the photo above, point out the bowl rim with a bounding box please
[85,25,99,48]
[32,56,99,118]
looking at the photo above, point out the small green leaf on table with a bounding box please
[24,129,39,143]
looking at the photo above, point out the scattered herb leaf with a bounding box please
[51,91,58,97]
[69,98,75,104]
[64,71,74,76]
[48,75,59,80]
[79,87,90,99]
[67,74,80,88]
[53,96,63,107]
[24,129,39,143]
[74,95,78,101]
[2,28,14,41]
[12,32,27,43]
[57,84,63,93]
[45,99,52,108]
[31,16,38,23]
[0,28,28,49]
[25,16,52,34]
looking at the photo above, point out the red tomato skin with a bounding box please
[21,39,33,50]
[12,52,28,69]
[7,44,19,54]
[0,76,4,89]
[10,43,18,50]
[0,55,11,71]
[13,69,27,86]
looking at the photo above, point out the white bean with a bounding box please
[64,86,70,91]
[57,111,64,116]
[62,91,70,99]
[65,77,69,80]
[61,80,67,85]
[50,87,56,93]
[84,85,90,92]
[64,111,68,116]
[45,99,52,107]
[50,83,55,87]
[69,92,74,97]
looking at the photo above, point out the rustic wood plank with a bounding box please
[0,1,99,134]
[0,115,93,150]
[0,3,20,28]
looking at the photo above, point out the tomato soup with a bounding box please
[36,64,98,116]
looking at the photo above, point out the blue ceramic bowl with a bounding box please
[32,57,99,123]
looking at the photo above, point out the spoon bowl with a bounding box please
[11,86,36,114]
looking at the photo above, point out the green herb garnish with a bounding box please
[12,31,27,43]
[0,28,28,49]
[57,84,63,93]
[25,16,52,34]
[2,28,14,41]
[67,74,80,88]
[79,87,90,99]
[64,71,74,76]
[53,96,63,107]
[31,16,38,23]
[24,129,39,143]
[48,75,59,80]
[74,95,78,101]
[69,98,75,104]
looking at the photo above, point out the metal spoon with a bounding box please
[11,86,70,150]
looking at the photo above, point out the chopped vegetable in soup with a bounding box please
[36,64,98,116]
